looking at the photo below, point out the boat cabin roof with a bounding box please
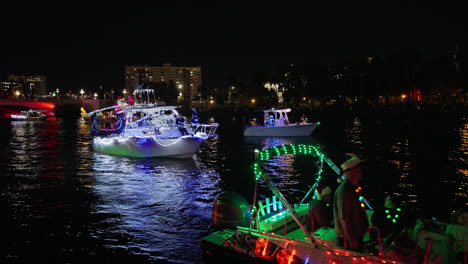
[262,108,291,113]
[126,106,182,117]
[133,89,155,94]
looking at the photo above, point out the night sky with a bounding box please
[2,1,466,93]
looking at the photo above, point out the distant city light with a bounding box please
[251,98,256,103]
[178,84,183,89]
[210,100,214,104]
[401,94,407,99]
[302,97,306,101]
[123,89,127,95]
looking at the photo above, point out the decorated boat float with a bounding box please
[11,109,46,121]
[90,89,218,158]
[244,109,319,137]
[201,144,463,264]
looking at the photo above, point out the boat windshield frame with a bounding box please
[262,108,290,121]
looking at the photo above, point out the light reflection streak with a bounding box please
[91,153,222,263]
[346,117,363,147]
[389,135,416,206]
[455,120,468,204]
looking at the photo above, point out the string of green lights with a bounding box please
[253,144,326,183]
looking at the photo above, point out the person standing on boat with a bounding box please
[191,106,199,124]
[176,114,189,136]
[307,184,333,233]
[334,155,369,251]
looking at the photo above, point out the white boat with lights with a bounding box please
[243,109,318,137]
[91,89,218,158]
[11,109,46,121]
[201,144,459,264]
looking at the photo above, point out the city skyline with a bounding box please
[2,2,466,93]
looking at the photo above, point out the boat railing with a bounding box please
[191,123,219,135]
[257,196,283,217]
[417,231,434,264]
[367,226,383,257]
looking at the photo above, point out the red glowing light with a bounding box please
[0,101,55,117]
[254,238,267,257]
[289,249,296,264]
[276,249,298,264]
[262,239,269,256]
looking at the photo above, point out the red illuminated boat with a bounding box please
[10,109,46,121]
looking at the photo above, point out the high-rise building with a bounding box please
[125,64,202,100]
[7,74,47,97]
[0,81,22,98]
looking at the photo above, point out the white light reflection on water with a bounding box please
[455,120,468,205]
[91,153,222,263]
[346,117,364,149]
[389,137,417,206]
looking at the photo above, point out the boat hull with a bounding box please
[92,135,205,158]
[201,227,407,264]
[10,115,46,121]
[243,123,317,137]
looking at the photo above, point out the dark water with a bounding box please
[0,112,467,263]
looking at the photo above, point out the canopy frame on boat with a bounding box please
[249,144,373,246]
[261,108,291,126]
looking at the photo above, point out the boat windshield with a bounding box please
[263,110,289,126]
[133,89,157,105]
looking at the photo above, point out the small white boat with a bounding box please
[243,109,318,137]
[11,110,46,121]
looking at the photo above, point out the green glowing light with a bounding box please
[387,215,391,219]
[326,203,329,207]
[395,215,399,218]
[396,208,401,212]
[385,210,390,214]
[317,121,321,125]
[392,219,396,223]
[252,144,327,182]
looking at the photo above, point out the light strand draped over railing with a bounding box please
[254,143,373,210]
[251,144,373,247]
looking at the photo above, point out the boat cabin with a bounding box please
[132,88,157,105]
[262,108,290,127]
[125,106,181,129]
